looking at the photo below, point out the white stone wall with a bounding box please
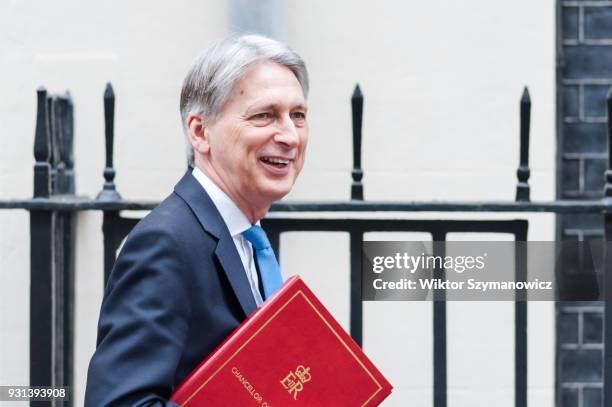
[0,1,555,406]
[284,1,555,406]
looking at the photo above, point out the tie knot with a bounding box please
[242,225,271,251]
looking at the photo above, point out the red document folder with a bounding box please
[170,275,392,406]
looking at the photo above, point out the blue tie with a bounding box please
[242,225,283,299]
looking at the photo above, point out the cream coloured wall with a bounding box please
[283,1,555,406]
[0,1,555,406]
[0,1,227,406]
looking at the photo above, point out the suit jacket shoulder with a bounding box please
[85,171,256,406]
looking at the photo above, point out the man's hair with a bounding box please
[180,34,309,167]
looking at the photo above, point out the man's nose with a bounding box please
[273,116,300,147]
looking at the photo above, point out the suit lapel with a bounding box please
[174,170,257,317]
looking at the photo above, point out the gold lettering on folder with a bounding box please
[280,365,311,400]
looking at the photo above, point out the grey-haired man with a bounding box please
[85,35,308,406]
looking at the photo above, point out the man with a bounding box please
[85,34,309,406]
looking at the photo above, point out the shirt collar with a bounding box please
[192,166,255,237]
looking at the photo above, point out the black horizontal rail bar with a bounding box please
[0,197,610,213]
[262,218,526,233]
[272,201,609,213]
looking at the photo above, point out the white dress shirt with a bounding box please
[192,166,266,306]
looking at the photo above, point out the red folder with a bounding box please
[170,275,392,406]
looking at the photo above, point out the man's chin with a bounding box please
[259,184,293,203]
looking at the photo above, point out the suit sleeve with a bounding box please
[85,225,191,407]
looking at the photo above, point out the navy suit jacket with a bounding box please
[85,171,259,406]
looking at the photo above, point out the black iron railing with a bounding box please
[2,83,612,407]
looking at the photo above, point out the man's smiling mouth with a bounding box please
[260,156,291,168]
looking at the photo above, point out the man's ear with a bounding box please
[186,113,211,155]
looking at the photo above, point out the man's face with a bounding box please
[202,61,308,212]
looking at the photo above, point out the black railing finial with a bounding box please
[515,86,531,202]
[54,92,75,194]
[34,87,51,198]
[351,83,364,201]
[97,82,121,200]
[64,91,75,194]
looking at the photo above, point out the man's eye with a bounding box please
[252,112,273,121]
[290,112,306,121]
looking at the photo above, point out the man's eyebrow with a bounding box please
[245,101,308,114]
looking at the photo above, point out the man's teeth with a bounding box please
[262,157,289,165]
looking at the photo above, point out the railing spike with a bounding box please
[64,91,74,171]
[47,95,57,168]
[97,82,121,200]
[515,86,531,202]
[34,87,49,164]
[61,91,75,194]
[521,86,530,103]
[33,87,51,198]
[351,83,364,201]
[352,83,362,99]
[104,82,114,99]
